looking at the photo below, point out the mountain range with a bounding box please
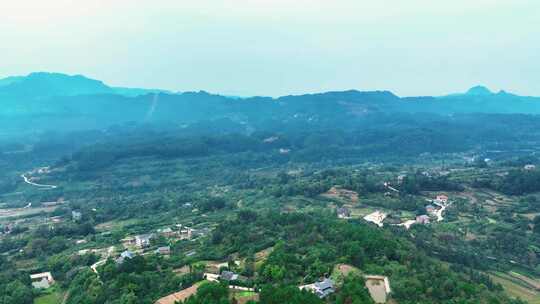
[1,72,539,137]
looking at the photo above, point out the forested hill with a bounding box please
[1,72,540,137]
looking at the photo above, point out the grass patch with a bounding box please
[235,291,257,298]
[34,291,63,304]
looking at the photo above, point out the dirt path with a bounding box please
[434,203,450,222]
[155,283,202,304]
[61,291,70,304]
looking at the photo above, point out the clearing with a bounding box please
[33,291,63,304]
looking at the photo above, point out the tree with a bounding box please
[184,282,231,304]
[3,281,33,304]
[259,285,323,304]
[335,275,374,304]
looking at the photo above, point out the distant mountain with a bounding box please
[466,85,493,96]
[430,86,540,114]
[0,72,169,99]
[0,72,539,137]
[0,72,113,98]
[0,76,25,87]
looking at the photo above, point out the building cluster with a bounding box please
[158,224,209,241]
[298,274,391,303]
[393,194,451,230]
[120,224,206,251]
[121,234,154,249]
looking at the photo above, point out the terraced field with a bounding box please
[489,272,540,304]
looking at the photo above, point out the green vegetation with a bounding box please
[3,85,540,303]
[33,291,63,304]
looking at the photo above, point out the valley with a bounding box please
[1,74,540,304]
[2,129,540,303]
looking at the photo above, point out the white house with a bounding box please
[30,272,55,289]
[116,250,135,264]
[135,234,153,248]
[525,164,537,171]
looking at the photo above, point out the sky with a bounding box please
[1,0,539,97]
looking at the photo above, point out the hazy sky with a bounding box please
[1,0,539,97]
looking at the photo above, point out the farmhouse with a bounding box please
[30,272,55,289]
[220,270,239,281]
[135,234,154,248]
[300,278,335,298]
[175,224,196,240]
[116,250,135,264]
[180,227,193,240]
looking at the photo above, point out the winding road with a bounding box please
[21,173,57,189]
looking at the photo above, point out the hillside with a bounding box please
[0,73,539,138]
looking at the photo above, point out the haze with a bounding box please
[1,0,539,97]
